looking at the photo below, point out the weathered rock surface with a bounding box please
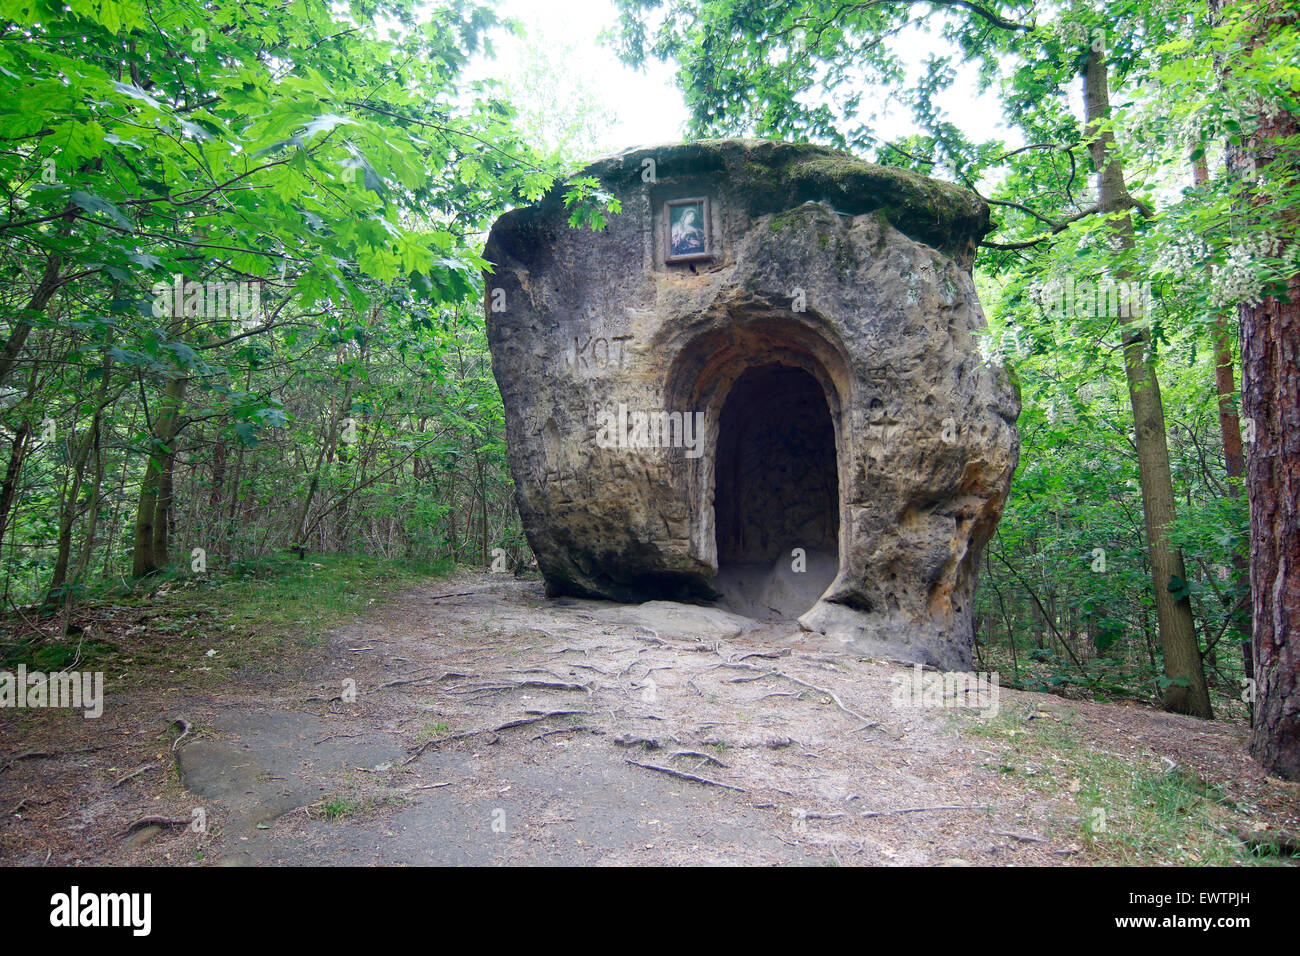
[589,600,757,642]
[484,138,1019,669]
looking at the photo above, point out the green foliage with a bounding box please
[610,0,1296,710]
[0,1,622,615]
[564,176,623,230]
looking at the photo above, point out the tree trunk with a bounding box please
[45,357,112,606]
[132,375,186,577]
[152,434,176,568]
[44,418,96,606]
[1084,48,1213,718]
[73,420,106,584]
[293,378,353,551]
[0,230,68,390]
[0,367,40,549]
[1192,158,1248,489]
[1236,28,1300,776]
[0,420,30,551]
[102,406,136,579]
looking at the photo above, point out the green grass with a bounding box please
[194,552,450,638]
[418,721,452,741]
[321,796,360,821]
[1,552,454,680]
[955,707,1295,865]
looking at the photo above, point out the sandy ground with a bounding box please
[2,570,1297,866]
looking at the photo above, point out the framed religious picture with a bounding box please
[664,197,712,263]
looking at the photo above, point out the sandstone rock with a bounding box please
[590,600,756,642]
[484,138,1019,670]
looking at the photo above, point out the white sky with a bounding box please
[468,0,1016,162]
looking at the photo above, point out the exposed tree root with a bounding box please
[625,759,747,793]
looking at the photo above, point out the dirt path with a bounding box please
[2,571,1296,865]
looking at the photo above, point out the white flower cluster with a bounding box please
[977,332,1004,368]
[1000,325,1031,359]
[1052,16,1106,53]
[1192,88,1288,151]
[1026,278,1060,312]
[1126,114,1164,156]
[1027,274,1076,317]
[1152,234,1208,277]
[1209,232,1288,309]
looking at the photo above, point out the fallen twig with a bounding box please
[400,707,585,764]
[2,744,113,772]
[532,725,591,740]
[861,805,990,819]
[9,796,51,815]
[426,588,493,601]
[401,725,502,765]
[379,670,469,689]
[992,829,1047,843]
[312,732,366,746]
[110,764,156,789]
[1,750,53,771]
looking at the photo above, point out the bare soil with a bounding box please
[2,570,1297,866]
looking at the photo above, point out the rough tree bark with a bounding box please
[1234,7,1300,778]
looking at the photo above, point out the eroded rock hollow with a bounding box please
[484,139,1019,669]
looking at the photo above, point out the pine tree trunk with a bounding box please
[1238,62,1300,778]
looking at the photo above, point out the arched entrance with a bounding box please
[660,308,850,619]
[711,363,839,618]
